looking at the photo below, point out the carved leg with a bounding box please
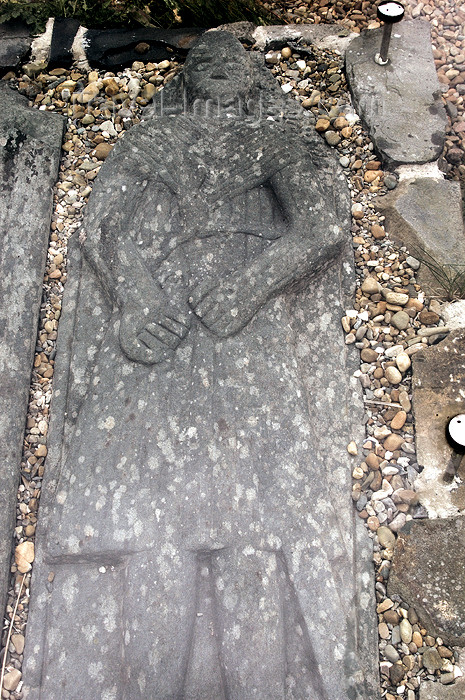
[279,541,356,700]
[211,547,286,700]
[122,549,198,699]
[33,560,127,700]
[34,550,198,700]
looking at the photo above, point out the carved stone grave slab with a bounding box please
[23,32,378,699]
[0,85,64,618]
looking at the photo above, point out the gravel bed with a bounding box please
[0,12,464,698]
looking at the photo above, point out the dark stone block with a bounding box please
[49,17,81,67]
[0,20,32,69]
[0,85,65,619]
[84,26,205,68]
[23,31,378,699]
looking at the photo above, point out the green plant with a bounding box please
[412,245,465,301]
[165,0,276,26]
[0,0,152,32]
[0,0,278,33]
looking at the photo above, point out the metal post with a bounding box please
[374,1,405,66]
[375,23,393,65]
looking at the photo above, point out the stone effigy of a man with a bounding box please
[23,31,378,700]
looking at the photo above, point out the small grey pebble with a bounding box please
[384,173,398,190]
[405,255,420,271]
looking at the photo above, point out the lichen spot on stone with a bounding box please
[62,573,78,605]
[242,545,255,557]
[88,661,103,680]
[102,686,118,700]
[99,415,115,430]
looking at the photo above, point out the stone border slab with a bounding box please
[389,516,465,646]
[420,680,465,699]
[376,176,465,296]
[20,21,359,71]
[345,19,447,166]
[0,84,65,619]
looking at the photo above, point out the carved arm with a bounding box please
[189,161,346,337]
[82,173,190,365]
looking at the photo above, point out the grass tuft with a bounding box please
[412,245,465,301]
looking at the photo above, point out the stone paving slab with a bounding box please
[376,176,465,295]
[345,19,447,166]
[0,85,64,619]
[389,516,465,646]
[411,330,465,518]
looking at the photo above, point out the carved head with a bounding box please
[184,31,255,107]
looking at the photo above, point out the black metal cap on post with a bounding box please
[447,414,465,452]
[374,1,405,65]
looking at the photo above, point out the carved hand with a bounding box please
[188,271,265,338]
[119,298,191,364]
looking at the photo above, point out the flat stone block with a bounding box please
[412,330,465,517]
[345,20,447,166]
[376,177,465,296]
[0,84,64,617]
[253,23,356,53]
[389,516,465,646]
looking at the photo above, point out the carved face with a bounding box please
[184,32,254,105]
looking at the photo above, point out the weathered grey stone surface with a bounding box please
[420,681,465,700]
[412,331,465,517]
[214,21,257,45]
[23,32,378,699]
[0,20,32,69]
[376,178,465,293]
[389,516,465,646]
[345,20,447,166]
[0,85,64,619]
[253,22,355,53]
